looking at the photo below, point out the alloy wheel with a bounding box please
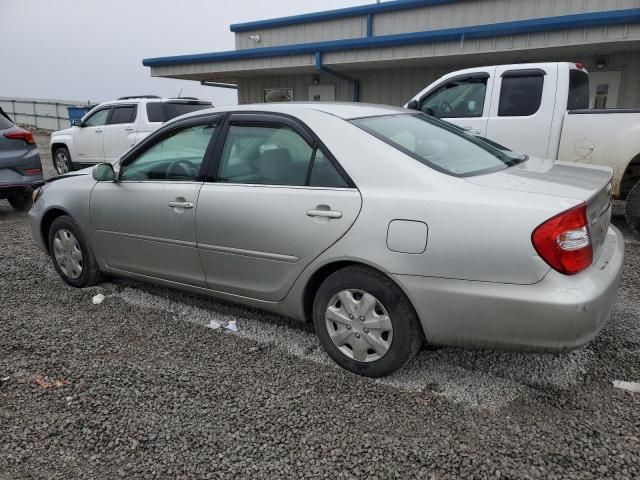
[55,151,70,174]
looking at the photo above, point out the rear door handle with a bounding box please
[95,129,103,133]
[168,201,194,209]
[124,127,134,132]
[306,209,342,219]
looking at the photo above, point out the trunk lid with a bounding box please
[466,156,613,263]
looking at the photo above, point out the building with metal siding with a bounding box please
[143,0,640,108]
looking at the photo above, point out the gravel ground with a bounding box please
[0,135,639,479]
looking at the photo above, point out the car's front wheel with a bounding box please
[53,146,73,175]
[313,266,423,377]
[48,215,101,287]
[8,194,32,212]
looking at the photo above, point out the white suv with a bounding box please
[51,96,212,174]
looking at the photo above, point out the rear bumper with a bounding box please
[396,226,624,352]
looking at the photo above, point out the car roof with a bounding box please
[178,102,407,121]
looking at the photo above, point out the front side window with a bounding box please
[218,124,313,186]
[498,75,544,117]
[352,113,524,177]
[109,105,136,124]
[120,123,217,181]
[420,77,487,118]
[83,108,110,127]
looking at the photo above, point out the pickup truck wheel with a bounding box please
[8,194,32,212]
[54,147,73,175]
[626,180,640,237]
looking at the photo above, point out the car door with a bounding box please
[484,65,556,158]
[74,107,110,163]
[418,68,494,137]
[103,104,138,163]
[90,116,221,286]
[196,113,362,301]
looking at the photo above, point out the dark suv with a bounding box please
[0,108,44,211]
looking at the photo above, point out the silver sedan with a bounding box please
[29,103,624,377]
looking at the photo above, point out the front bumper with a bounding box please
[396,226,625,352]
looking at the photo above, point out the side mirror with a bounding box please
[92,163,116,182]
[71,119,83,127]
[406,99,419,111]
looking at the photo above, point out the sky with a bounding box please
[0,0,363,106]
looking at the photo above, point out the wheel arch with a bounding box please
[620,153,640,199]
[40,207,71,254]
[51,142,71,159]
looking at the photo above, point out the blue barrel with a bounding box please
[67,106,95,125]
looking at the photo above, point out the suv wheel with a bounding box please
[8,194,32,212]
[48,215,101,287]
[626,180,640,237]
[54,147,73,175]
[313,266,423,377]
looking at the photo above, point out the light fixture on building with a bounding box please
[248,34,261,43]
[595,56,608,70]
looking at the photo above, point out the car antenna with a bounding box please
[177,88,183,99]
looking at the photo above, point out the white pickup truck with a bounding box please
[50,96,211,175]
[406,62,640,234]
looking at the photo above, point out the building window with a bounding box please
[263,88,293,103]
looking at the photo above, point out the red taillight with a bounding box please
[575,62,586,71]
[532,203,592,275]
[4,129,36,145]
[21,168,42,175]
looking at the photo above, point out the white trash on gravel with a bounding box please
[92,294,105,305]
[613,380,640,393]
[206,319,223,330]
[225,320,238,332]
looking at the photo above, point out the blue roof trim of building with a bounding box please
[229,0,460,33]
[143,8,640,68]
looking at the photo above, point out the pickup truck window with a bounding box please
[420,77,487,118]
[498,75,543,117]
[353,113,520,177]
[109,105,136,125]
[568,70,589,110]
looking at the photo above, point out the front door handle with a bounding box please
[95,129,103,133]
[124,127,134,132]
[168,201,194,209]
[462,126,482,135]
[306,208,342,219]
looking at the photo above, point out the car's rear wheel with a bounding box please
[313,265,423,377]
[626,180,640,237]
[7,194,32,212]
[48,215,101,288]
[54,146,73,175]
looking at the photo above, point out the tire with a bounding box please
[312,265,423,377]
[8,194,32,212]
[48,215,101,288]
[53,146,73,175]
[626,180,640,238]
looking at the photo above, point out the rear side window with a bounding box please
[498,75,544,117]
[0,110,13,129]
[568,70,589,110]
[109,105,136,124]
[146,102,211,123]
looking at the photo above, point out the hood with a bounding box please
[465,157,612,201]
[52,127,76,136]
[45,166,93,184]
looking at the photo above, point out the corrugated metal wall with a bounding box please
[237,74,352,104]
[0,97,87,130]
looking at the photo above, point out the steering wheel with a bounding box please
[439,101,453,116]
[166,159,195,180]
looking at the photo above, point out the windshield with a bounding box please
[351,113,525,177]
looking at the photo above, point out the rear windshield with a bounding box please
[146,102,211,122]
[351,113,525,177]
[568,70,590,110]
[0,109,14,129]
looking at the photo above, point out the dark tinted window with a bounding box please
[0,110,13,129]
[309,150,349,188]
[498,75,544,117]
[146,102,211,123]
[568,70,590,110]
[109,105,136,124]
[352,113,522,177]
